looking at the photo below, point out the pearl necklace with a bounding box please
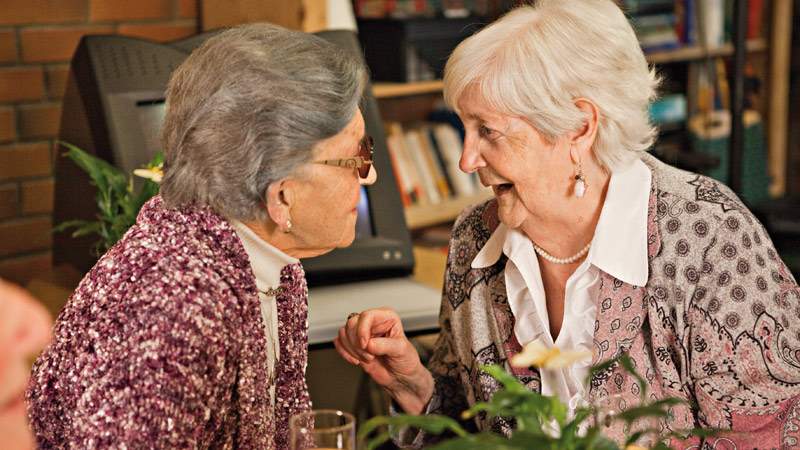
[532,241,591,264]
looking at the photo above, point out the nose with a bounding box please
[459,132,486,174]
[359,165,377,186]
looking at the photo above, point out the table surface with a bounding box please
[307,276,441,345]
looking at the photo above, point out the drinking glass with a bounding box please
[289,409,355,450]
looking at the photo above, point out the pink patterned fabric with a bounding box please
[26,196,311,449]
[274,263,313,450]
[402,155,800,449]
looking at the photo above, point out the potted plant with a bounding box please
[54,141,163,256]
[360,342,714,450]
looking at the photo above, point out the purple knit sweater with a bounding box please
[27,196,311,449]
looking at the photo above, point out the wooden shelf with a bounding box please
[646,38,767,64]
[405,190,494,229]
[373,80,444,98]
[371,39,766,101]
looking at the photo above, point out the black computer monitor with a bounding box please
[54,31,414,285]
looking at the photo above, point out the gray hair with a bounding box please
[444,0,660,172]
[160,23,367,220]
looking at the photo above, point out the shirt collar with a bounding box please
[471,158,651,287]
[230,220,299,293]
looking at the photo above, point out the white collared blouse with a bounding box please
[469,159,652,409]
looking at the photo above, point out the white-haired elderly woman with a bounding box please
[28,23,375,449]
[336,1,800,448]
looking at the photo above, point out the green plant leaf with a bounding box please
[359,414,469,450]
[429,432,531,450]
[55,143,162,255]
[480,365,528,394]
[617,354,648,402]
[58,141,127,194]
[587,356,618,384]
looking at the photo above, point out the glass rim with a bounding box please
[290,409,356,434]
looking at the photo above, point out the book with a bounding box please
[747,0,765,39]
[386,122,423,205]
[432,123,476,196]
[424,126,456,196]
[385,131,413,206]
[417,126,452,200]
[405,128,441,204]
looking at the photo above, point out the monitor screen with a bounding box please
[355,186,373,238]
[135,99,166,161]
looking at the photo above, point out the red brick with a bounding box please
[90,0,172,21]
[0,67,45,102]
[46,65,70,100]
[0,142,51,181]
[0,184,18,219]
[0,252,52,285]
[0,0,87,26]
[0,30,17,63]
[118,22,196,43]
[0,108,16,143]
[20,26,115,63]
[0,217,52,257]
[19,103,61,139]
[177,0,198,18]
[21,178,54,214]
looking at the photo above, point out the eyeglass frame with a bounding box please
[313,135,374,179]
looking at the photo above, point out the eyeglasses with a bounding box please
[314,135,374,179]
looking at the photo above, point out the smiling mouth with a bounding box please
[492,183,514,195]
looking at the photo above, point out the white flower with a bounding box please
[510,340,592,369]
[133,167,163,183]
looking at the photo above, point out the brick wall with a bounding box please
[0,0,199,284]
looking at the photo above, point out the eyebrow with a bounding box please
[464,112,483,121]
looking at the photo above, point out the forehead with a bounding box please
[456,87,507,123]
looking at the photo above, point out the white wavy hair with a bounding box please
[443,0,660,172]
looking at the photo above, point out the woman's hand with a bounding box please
[333,307,434,415]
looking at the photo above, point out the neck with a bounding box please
[520,164,610,258]
[240,219,324,260]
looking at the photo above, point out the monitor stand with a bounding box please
[307,277,441,345]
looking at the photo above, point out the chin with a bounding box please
[337,230,356,248]
[497,206,525,230]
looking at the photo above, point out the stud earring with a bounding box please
[574,162,587,198]
[284,219,292,233]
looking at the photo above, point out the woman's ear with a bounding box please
[570,98,600,151]
[265,180,294,232]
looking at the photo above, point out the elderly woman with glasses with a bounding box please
[336,0,800,448]
[27,23,375,449]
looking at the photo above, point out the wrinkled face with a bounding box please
[289,110,375,253]
[457,88,574,229]
[0,280,51,450]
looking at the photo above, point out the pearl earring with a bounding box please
[574,161,587,198]
[284,219,292,233]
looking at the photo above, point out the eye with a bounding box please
[478,124,497,139]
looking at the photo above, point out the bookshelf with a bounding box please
[645,38,767,64]
[372,38,768,100]
[373,80,444,98]
[405,190,493,229]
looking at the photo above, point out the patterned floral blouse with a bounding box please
[403,154,800,449]
[26,196,312,449]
